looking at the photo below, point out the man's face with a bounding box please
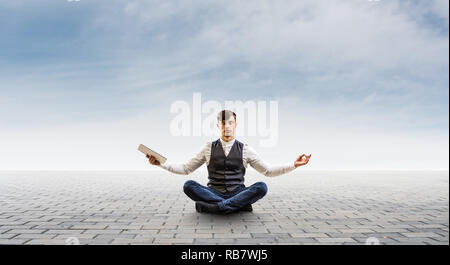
[217,116,236,138]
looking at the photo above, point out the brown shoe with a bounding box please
[195,201,221,214]
[240,204,253,212]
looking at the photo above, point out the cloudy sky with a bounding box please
[0,0,448,171]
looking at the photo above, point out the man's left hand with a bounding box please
[294,154,312,168]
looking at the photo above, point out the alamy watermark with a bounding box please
[65,236,80,245]
[365,237,380,245]
[169,93,279,147]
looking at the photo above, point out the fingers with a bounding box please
[297,154,306,160]
[295,153,312,167]
[147,155,158,165]
[298,154,312,160]
[297,154,312,164]
[304,154,312,164]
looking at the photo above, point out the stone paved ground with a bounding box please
[0,170,448,245]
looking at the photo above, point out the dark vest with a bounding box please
[207,138,246,193]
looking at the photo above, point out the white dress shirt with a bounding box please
[158,138,297,177]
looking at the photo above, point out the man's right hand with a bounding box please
[146,154,160,166]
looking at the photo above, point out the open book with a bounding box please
[137,144,167,164]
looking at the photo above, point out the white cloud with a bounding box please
[0,95,447,170]
[0,0,447,170]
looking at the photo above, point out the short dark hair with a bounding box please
[217,110,236,123]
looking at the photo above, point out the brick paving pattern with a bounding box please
[0,170,448,245]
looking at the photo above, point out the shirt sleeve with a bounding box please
[245,144,297,177]
[157,143,209,175]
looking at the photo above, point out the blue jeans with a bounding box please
[183,180,268,213]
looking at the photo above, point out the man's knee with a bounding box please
[183,180,197,194]
[253,182,268,197]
